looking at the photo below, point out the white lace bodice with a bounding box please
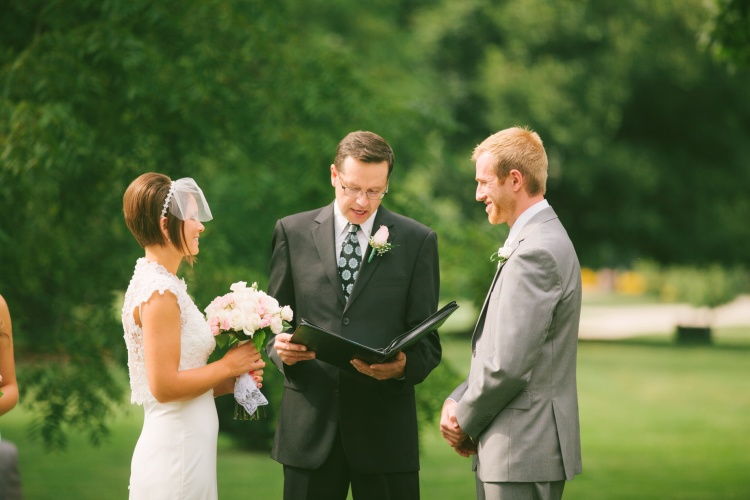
[122,258,215,405]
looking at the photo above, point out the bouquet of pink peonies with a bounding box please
[205,281,293,420]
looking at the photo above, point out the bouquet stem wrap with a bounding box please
[234,370,268,420]
[232,339,268,420]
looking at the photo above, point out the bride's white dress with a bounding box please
[122,258,218,499]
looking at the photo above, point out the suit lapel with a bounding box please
[313,203,347,306]
[344,208,395,311]
[471,262,504,347]
[469,207,559,346]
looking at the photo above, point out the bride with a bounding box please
[121,173,265,499]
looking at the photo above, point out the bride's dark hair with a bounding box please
[123,172,196,265]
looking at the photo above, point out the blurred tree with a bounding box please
[411,0,750,278]
[708,0,750,68]
[0,0,448,449]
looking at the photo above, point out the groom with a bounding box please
[267,130,441,500]
[440,127,582,500]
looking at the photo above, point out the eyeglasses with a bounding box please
[338,178,389,200]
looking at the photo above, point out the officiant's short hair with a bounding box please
[334,131,394,177]
[123,172,196,264]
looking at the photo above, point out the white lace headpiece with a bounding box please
[160,178,213,222]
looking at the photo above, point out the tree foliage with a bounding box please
[0,0,440,449]
[412,0,750,271]
[708,0,750,68]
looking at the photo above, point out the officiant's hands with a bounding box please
[440,399,476,457]
[351,351,406,380]
[274,333,316,365]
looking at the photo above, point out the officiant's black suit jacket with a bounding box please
[266,202,441,473]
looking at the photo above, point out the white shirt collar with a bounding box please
[505,199,549,247]
[333,200,378,239]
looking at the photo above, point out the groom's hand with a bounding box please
[351,351,406,380]
[453,436,477,457]
[440,399,469,448]
[273,333,316,365]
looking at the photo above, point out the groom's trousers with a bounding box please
[475,477,565,500]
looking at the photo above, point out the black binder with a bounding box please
[290,301,459,370]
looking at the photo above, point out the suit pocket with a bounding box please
[282,364,308,392]
[505,390,531,410]
[371,276,407,288]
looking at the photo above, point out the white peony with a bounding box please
[270,315,284,334]
[228,308,245,331]
[281,305,294,322]
[244,313,263,334]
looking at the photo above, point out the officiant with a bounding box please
[266,130,442,500]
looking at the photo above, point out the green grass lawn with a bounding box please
[3,329,749,499]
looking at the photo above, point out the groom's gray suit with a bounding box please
[451,206,582,484]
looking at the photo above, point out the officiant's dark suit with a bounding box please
[266,131,441,500]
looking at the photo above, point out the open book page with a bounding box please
[291,301,459,370]
[382,301,459,353]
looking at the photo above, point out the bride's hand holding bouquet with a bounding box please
[205,281,293,419]
[212,341,264,397]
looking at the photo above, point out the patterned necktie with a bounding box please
[338,223,362,301]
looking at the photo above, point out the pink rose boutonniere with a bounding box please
[367,225,397,263]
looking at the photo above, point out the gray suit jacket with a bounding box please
[450,206,582,482]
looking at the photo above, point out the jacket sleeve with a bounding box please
[401,230,442,386]
[266,219,296,375]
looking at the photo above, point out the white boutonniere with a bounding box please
[367,225,397,263]
[490,245,512,268]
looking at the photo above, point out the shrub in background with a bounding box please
[634,260,749,326]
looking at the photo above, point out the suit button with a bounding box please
[472,349,476,357]
[343,318,350,325]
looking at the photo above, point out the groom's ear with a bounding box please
[509,169,524,192]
